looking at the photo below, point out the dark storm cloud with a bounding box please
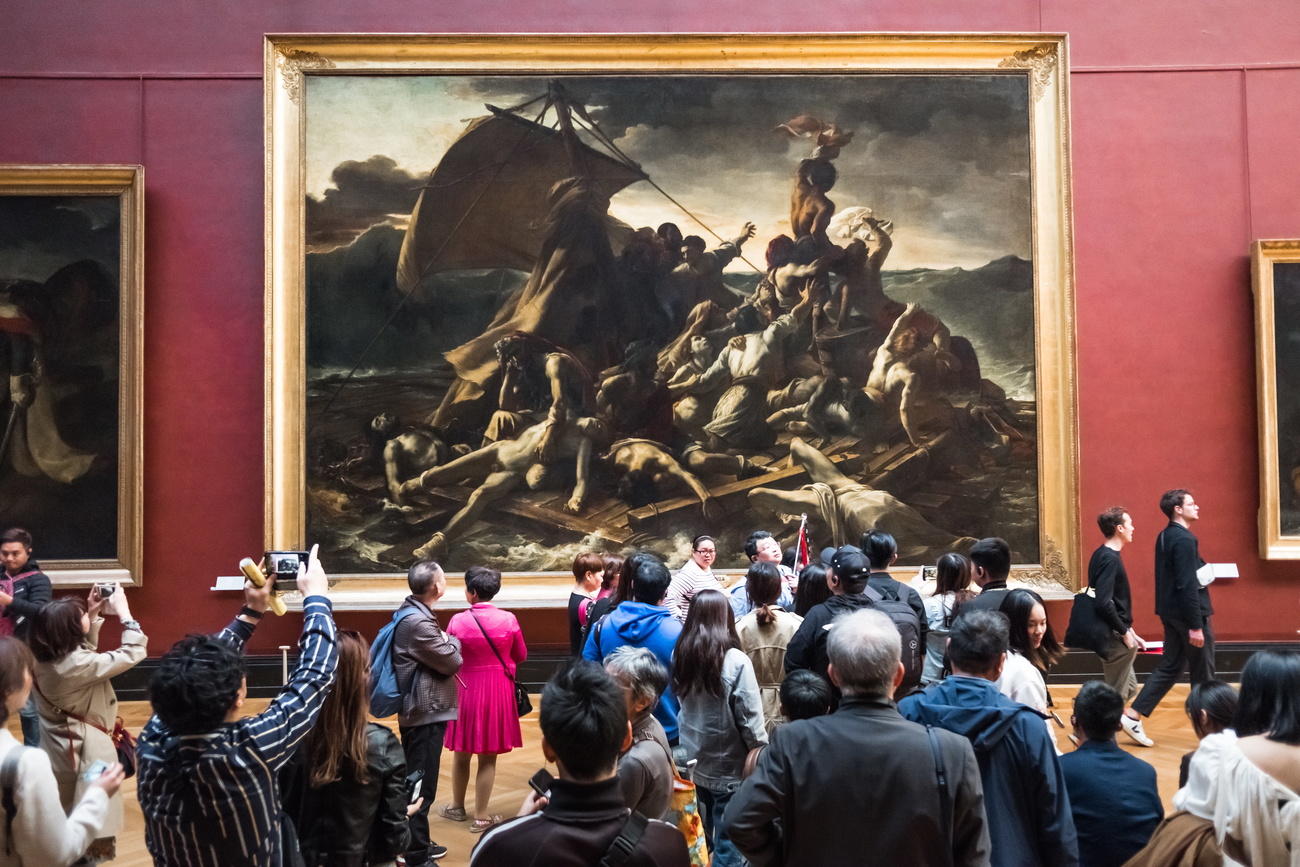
[447,75,1032,263]
[0,197,120,282]
[306,155,424,249]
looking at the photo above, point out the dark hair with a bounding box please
[745,561,783,625]
[150,634,247,735]
[572,551,604,582]
[1073,681,1124,742]
[766,234,794,270]
[799,157,837,191]
[744,530,774,562]
[830,546,870,591]
[681,235,706,252]
[782,546,797,570]
[601,555,623,592]
[780,670,832,722]
[733,305,765,335]
[933,553,976,627]
[948,610,1010,676]
[999,589,1064,672]
[672,589,740,699]
[618,550,663,607]
[0,637,34,724]
[631,559,672,605]
[1235,650,1300,744]
[306,631,371,786]
[859,528,897,570]
[29,597,87,663]
[968,537,1011,581]
[540,661,628,781]
[0,528,32,549]
[407,559,444,595]
[1160,488,1191,519]
[1186,679,1238,739]
[794,564,831,616]
[465,565,502,601]
[1097,506,1129,538]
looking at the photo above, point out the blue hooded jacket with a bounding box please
[899,676,1079,867]
[581,601,682,740]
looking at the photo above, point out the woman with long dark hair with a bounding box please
[921,553,976,684]
[281,630,415,865]
[674,589,766,867]
[997,589,1064,738]
[735,562,803,732]
[1178,679,1238,787]
[31,585,145,862]
[1175,650,1300,864]
[793,563,831,617]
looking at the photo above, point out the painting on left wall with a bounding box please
[0,166,143,585]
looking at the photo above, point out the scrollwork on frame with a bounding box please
[276,49,335,105]
[999,44,1059,102]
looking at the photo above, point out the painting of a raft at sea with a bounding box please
[265,35,1079,583]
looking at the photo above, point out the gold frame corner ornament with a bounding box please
[0,165,145,588]
[264,33,1080,604]
[1253,239,1300,558]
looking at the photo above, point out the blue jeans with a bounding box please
[697,781,744,867]
[18,695,39,747]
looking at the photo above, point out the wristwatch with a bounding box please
[239,606,265,621]
[120,619,142,632]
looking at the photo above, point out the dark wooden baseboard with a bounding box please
[110,643,1293,702]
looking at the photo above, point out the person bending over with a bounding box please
[137,546,337,867]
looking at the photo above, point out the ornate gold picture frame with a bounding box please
[1253,239,1300,558]
[0,165,144,587]
[265,34,1079,604]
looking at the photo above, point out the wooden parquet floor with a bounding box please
[17,683,1201,867]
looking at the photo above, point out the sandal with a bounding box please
[439,804,468,822]
[470,815,504,833]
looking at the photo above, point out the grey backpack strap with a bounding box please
[926,725,953,867]
[1,744,24,856]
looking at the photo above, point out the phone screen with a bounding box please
[406,769,425,805]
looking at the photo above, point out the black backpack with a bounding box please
[862,585,925,691]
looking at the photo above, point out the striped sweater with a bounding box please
[137,597,338,866]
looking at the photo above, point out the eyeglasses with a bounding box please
[695,548,716,556]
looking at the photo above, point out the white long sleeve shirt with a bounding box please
[0,728,108,867]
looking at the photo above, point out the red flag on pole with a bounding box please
[795,513,810,571]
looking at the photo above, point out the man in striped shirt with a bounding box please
[137,546,338,866]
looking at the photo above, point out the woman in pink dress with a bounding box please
[440,565,527,833]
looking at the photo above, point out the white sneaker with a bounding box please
[1121,713,1155,747]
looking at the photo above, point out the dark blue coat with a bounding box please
[899,675,1079,867]
[1059,740,1163,867]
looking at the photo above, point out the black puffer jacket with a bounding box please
[280,722,412,866]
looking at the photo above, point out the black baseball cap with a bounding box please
[830,545,869,580]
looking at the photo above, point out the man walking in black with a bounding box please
[1130,489,1213,723]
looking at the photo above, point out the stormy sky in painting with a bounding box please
[305,74,1031,270]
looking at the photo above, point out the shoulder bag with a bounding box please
[33,680,136,778]
[470,612,533,718]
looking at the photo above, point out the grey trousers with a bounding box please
[1098,633,1138,704]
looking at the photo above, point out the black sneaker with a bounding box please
[429,844,449,861]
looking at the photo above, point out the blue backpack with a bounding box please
[368,607,422,717]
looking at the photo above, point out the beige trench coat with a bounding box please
[33,618,147,838]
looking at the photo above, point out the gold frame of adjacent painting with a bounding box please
[264,34,1081,604]
[1253,239,1300,559]
[0,165,145,587]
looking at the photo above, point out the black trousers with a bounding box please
[1131,617,1215,717]
[400,720,447,865]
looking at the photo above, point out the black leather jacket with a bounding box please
[280,723,412,866]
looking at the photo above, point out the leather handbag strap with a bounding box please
[470,612,515,683]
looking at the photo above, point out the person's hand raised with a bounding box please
[297,544,329,599]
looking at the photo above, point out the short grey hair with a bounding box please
[827,608,901,698]
[603,646,668,710]
[407,559,444,595]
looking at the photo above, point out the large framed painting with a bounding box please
[1253,239,1300,558]
[266,34,1079,594]
[0,166,143,586]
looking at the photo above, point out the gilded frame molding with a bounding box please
[0,165,145,587]
[1253,239,1300,559]
[265,33,1081,602]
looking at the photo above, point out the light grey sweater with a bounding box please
[677,647,767,788]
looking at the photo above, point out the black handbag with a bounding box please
[471,612,533,718]
[1063,588,1112,655]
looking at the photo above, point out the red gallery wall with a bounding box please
[1,1,1297,653]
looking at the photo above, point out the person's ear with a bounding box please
[886,660,904,698]
[541,736,558,764]
[993,652,1007,680]
[826,662,843,689]
[621,721,633,753]
[889,552,898,567]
